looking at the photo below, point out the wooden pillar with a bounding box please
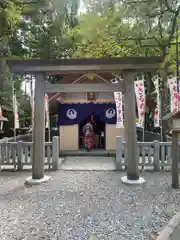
[123,71,139,180]
[32,73,45,179]
[172,131,179,189]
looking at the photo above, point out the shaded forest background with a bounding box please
[1,0,180,138]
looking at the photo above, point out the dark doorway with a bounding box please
[79,114,105,149]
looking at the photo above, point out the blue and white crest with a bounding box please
[106,108,116,119]
[67,109,77,120]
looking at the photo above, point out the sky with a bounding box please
[78,1,86,14]
[21,76,35,97]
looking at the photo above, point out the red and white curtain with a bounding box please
[134,75,146,128]
[152,75,160,127]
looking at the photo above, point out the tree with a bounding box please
[0,0,21,55]
[1,0,81,130]
[71,0,180,56]
[1,0,180,134]
[17,0,80,59]
[68,0,180,139]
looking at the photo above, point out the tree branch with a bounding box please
[15,0,44,5]
[146,8,169,17]
[120,0,148,4]
[167,4,180,46]
[163,0,176,13]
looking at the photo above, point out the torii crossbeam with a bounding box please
[3,56,164,185]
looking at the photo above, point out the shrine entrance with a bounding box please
[79,113,105,149]
[5,56,164,185]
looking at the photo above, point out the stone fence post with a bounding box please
[0,138,8,170]
[17,141,23,171]
[116,136,122,170]
[0,139,6,171]
[52,136,59,170]
[153,140,160,172]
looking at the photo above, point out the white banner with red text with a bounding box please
[152,75,160,127]
[114,92,124,128]
[12,93,19,129]
[168,75,180,113]
[44,93,50,129]
[30,90,34,130]
[134,77,146,128]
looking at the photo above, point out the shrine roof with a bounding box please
[5,56,164,74]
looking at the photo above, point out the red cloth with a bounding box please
[83,123,94,149]
[90,115,95,123]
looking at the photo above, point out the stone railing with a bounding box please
[0,136,60,171]
[116,136,173,171]
[0,135,175,172]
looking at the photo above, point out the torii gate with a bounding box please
[6,57,164,185]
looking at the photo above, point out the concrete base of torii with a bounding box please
[121,176,145,185]
[25,175,51,185]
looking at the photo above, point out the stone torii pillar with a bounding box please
[25,72,50,185]
[121,71,145,185]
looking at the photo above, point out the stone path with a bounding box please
[60,156,171,171]
[0,171,180,239]
[60,156,116,170]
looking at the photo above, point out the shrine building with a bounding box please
[49,73,125,151]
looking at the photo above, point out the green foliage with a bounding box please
[0,0,180,130]
[0,0,82,128]
[70,0,180,60]
[0,0,21,44]
[0,60,21,111]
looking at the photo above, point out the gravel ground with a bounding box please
[0,171,180,240]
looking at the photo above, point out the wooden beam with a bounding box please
[73,73,110,84]
[72,74,86,84]
[9,63,162,74]
[44,83,123,93]
[7,56,164,74]
[48,93,61,101]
